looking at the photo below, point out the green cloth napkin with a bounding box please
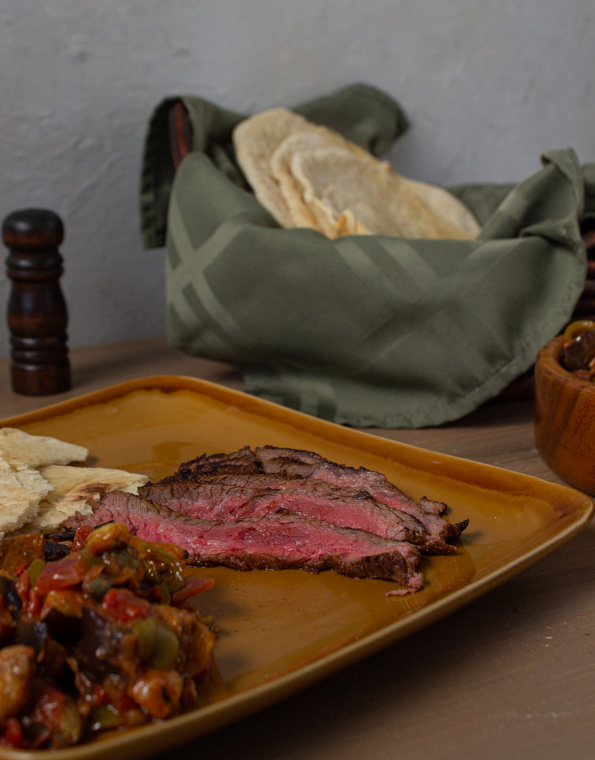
[140,84,594,428]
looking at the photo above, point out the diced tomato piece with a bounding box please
[15,569,31,606]
[101,588,150,622]
[0,718,24,748]
[171,575,214,605]
[30,682,67,723]
[73,526,94,551]
[111,692,138,713]
[23,587,43,618]
[34,552,91,595]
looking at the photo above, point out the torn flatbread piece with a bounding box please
[0,428,88,471]
[22,465,149,534]
[232,107,311,228]
[0,460,53,539]
[233,106,481,240]
[290,146,481,240]
[269,127,372,234]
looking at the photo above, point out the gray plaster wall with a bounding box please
[1,1,594,357]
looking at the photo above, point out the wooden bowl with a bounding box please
[534,335,595,494]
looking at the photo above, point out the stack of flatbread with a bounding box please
[0,428,148,538]
[232,107,481,240]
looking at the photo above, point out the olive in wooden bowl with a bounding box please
[534,321,595,495]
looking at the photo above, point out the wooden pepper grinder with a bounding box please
[3,208,71,395]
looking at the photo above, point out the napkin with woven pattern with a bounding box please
[140,84,593,428]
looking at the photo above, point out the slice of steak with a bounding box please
[139,476,428,547]
[252,446,464,553]
[64,491,423,594]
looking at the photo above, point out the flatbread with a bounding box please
[232,107,311,228]
[22,465,149,534]
[396,176,482,239]
[233,107,481,240]
[290,147,481,240]
[0,460,53,539]
[0,428,88,471]
[269,127,372,234]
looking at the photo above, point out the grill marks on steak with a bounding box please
[141,445,464,555]
[69,491,424,593]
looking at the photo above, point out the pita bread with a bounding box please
[396,176,482,239]
[0,459,53,539]
[233,107,481,240]
[290,147,480,240]
[20,465,149,534]
[0,428,88,471]
[335,208,373,237]
[269,127,372,234]
[232,107,311,228]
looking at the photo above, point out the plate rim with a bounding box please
[0,374,592,759]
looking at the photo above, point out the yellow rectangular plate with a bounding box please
[1,375,592,760]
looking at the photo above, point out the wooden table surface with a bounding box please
[1,337,594,760]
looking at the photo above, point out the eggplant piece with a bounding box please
[42,608,83,645]
[47,531,75,542]
[44,541,71,562]
[74,607,129,681]
[0,575,22,614]
[15,618,70,683]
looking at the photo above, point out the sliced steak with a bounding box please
[155,446,465,554]
[139,477,428,547]
[64,491,423,594]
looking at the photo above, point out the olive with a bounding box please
[88,704,123,733]
[563,319,595,342]
[83,576,112,600]
[133,617,179,670]
[560,327,595,371]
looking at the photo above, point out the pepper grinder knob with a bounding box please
[3,208,71,395]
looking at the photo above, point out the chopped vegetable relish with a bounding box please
[0,522,216,749]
